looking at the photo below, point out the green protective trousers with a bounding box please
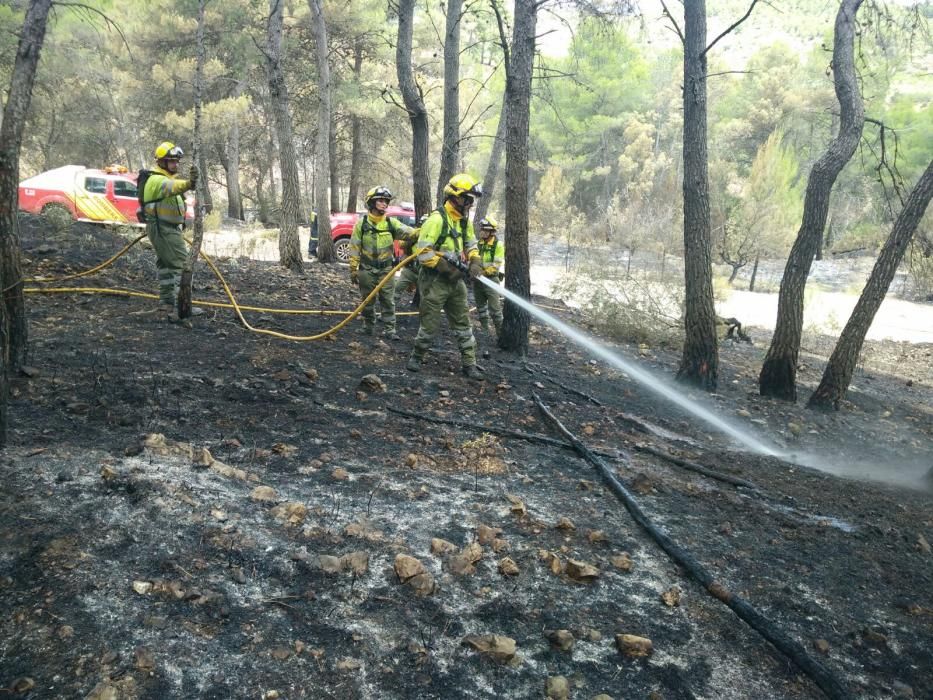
[394,264,420,306]
[473,276,503,334]
[147,220,187,305]
[412,269,476,366]
[357,267,397,333]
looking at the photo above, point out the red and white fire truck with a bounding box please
[18,164,192,227]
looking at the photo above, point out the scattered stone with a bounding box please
[544,629,575,651]
[463,634,517,663]
[498,557,519,576]
[476,524,502,545]
[271,647,292,661]
[491,538,510,553]
[331,467,350,481]
[447,543,483,576]
[132,580,153,595]
[538,550,563,575]
[546,675,570,699]
[462,542,483,563]
[587,629,603,642]
[405,453,418,468]
[862,627,888,646]
[555,517,575,531]
[100,465,117,481]
[661,586,681,607]
[813,638,830,655]
[303,368,319,381]
[86,682,118,700]
[360,374,386,392]
[787,422,802,437]
[250,486,277,502]
[319,555,344,574]
[210,460,248,481]
[271,502,307,526]
[394,554,435,596]
[506,494,527,517]
[430,538,458,556]
[192,447,213,468]
[341,551,369,576]
[336,658,362,671]
[11,678,35,693]
[611,552,633,571]
[587,529,608,543]
[134,647,155,671]
[271,443,298,456]
[616,634,653,657]
[917,534,931,554]
[737,409,751,418]
[263,691,280,700]
[565,559,600,582]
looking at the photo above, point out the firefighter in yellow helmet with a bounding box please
[474,216,505,338]
[142,141,200,320]
[348,186,414,339]
[406,173,485,380]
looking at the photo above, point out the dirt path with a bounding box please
[3,218,931,700]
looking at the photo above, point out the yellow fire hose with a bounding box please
[24,233,420,341]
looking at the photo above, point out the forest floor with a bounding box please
[2,217,931,700]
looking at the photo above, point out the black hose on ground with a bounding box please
[532,392,848,700]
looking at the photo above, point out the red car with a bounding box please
[19,164,193,227]
[314,205,417,263]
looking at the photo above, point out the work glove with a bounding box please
[434,257,462,283]
[468,258,484,280]
[188,166,199,190]
[350,270,359,286]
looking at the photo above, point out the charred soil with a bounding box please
[2,218,931,700]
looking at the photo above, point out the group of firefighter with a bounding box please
[348,175,505,381]
[141,141,504,381]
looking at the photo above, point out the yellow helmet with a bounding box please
[478,216,498,231]
[154,141,184,160]
[443,173,483,200]
[364,185,394,207]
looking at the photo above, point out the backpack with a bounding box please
[135,169,171,223]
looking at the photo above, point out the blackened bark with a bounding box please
[0,0,53,446]
[436,0,463,203]
[329,111,340,213]
[497,0,536,356]
[808,159,933,409]
[760,0,864,401]
[346,39,363,213]
[308,0,335,261]
[677,0,719,390]
[397,0,432,219]
[266,0,304,272]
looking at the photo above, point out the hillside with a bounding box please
[1,217,931,700]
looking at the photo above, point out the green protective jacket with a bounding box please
[143,166,192,226]
[415,202,479,269]
[348,214,413,273]
[478,235,505,277]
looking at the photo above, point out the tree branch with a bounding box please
[703,0,763,57]
[658,0,684,45]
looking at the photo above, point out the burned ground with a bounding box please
[1,218,931,699]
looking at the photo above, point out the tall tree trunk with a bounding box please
[436,0,463,203]
[178,0,206,320]
[308,0,335,262]
[397,0,432,218]
[808,159,933,409]
[677,0,719,391]
[346,39,364,213]
[0,0,52,446]
[223,96,244,220]
[497,0,536,356]
[329,111,340,213]
[759,0,864,401]
[266,0,304,273]
[749,252,760,292]
[472,100,507,225]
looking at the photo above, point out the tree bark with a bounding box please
[808,159,933,409]
[345,39,364,213]
[497,0,536,356]
[436,0,463,203]
[397,0,432,219]
[308,0,335,262]
[759,0,864,401]
[472,100,507,225]
[677,0,719,390]
[223,86,244,220]
[749,253,760,292]
[178,0,207,320]
[265,0,304,272]
[0,0,52,446]
[329,110,340,213]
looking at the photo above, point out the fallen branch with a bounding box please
[532,393,848,700]
[632,443,760,492]
[520,362,603,406]
[385,406,626,461]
